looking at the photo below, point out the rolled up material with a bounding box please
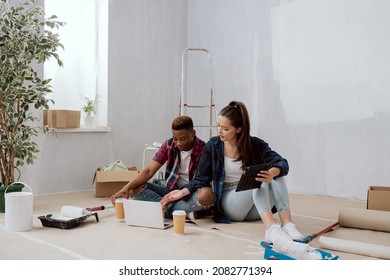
[61,206,89,218]
[319,236,390,259]
[338,207,390,232]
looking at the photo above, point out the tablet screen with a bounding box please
[235,164,269,192]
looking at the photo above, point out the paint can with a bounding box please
[5,182,34,232]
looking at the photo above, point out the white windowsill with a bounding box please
[51,126,111,133]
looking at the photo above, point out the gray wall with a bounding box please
[22,0,390,201]
[108,0,187,163]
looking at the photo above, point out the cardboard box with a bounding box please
[367,186,390,211]
[43,110,81,128]
[95,167,139,197]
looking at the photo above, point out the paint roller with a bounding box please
[61,204,114,218]
[61,206,91,218]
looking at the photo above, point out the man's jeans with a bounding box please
[133,182,211,218]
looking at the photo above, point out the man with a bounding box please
[111,115,215,218]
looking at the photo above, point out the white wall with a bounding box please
[187,0,390,200]
[21,0,390,201]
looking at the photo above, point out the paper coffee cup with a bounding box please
[115,198,125,221]
[172,210,186,234]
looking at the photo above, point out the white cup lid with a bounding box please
[172,210,186,215]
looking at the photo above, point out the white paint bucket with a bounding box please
[5,182,34,232]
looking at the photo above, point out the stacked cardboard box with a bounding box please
[43,110,81,128]
[367,186,390,211]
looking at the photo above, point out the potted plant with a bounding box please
[81,95,99,128]
[0,0,64,212]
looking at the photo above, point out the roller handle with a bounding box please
[260,241,273,248]
[295,222,339,243]
[86,205,114,211]
[297,234,317,244]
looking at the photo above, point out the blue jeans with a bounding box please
[133,182,211,218]
[221,177,290,221]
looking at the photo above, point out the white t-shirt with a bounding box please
[224,156,242,184]
[177,149,192,187]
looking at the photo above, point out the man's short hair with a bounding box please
[171,115,194,131]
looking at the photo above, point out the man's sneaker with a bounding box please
[186,212,198,221]
[186,209,213,221]
[265,224,293,243]
[282,222,305,240]
[273,239,323,260]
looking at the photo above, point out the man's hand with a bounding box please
[110,188,129,205]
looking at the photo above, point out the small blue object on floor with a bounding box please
[260,241,339,260]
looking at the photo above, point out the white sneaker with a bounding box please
[282,222,304,240]
[273,239,323,260]
[265,224,292,243]
[186,212,196,221]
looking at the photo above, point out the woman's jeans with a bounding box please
[221,177,290,221]
[133,182,211,218]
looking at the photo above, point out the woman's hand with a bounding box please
[256,167,281,183]
[160,189,190,210]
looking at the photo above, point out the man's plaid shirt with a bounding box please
[152,136,205,190]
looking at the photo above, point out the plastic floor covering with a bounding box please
[0,189,389,260]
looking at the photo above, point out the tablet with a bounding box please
[235,164,269,192]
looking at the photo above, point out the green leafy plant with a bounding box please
[82,95,99,117]
[0,0,64,186]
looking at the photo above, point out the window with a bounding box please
[44,0,108,127]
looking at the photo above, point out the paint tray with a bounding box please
[38,212,99,229]
[260,241,339,260]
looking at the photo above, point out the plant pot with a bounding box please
[0,183,24,213]
[83,116,94,128]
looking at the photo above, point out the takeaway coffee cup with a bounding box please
[115,198,125,221]
[172,210,186,234]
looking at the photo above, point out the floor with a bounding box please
[0,189,389,260]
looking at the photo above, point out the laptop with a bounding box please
[123,199,173,229]
[235,164,269,192]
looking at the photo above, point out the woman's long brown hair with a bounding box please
[219,101,253,167]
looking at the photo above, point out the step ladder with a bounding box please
[179,48,217,139]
